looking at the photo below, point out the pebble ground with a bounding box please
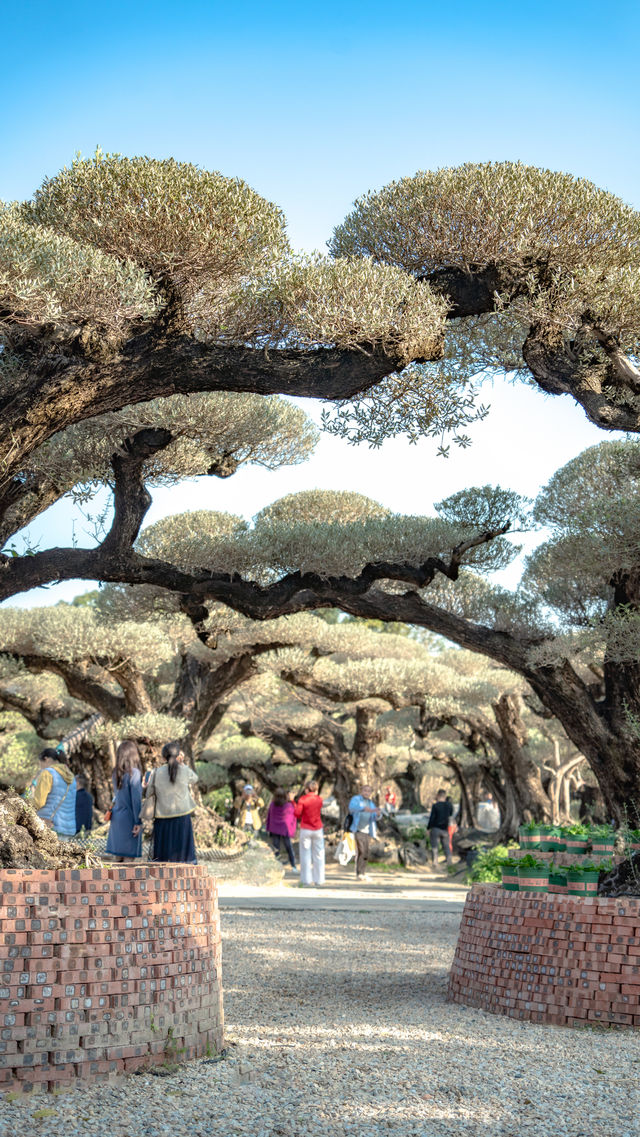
[1,905,639,1137]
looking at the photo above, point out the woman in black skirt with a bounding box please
[145,741,198,863]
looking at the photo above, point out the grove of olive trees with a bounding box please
[2,153,639,829]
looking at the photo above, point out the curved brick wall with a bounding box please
[448,884,640,1028]
[0,864,223,1092]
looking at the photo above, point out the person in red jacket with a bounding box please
[294,780,325,886]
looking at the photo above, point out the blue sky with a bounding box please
[2,0,639,603]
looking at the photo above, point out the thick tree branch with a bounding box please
[16,655,126,722]
[0,336,430,488]
[100,428,173,556]
[421,262,526,318]
[0,520,510,606]
[522,321,640,433]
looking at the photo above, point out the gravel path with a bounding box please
[2,905,640,1137]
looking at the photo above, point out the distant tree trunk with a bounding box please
[66,740,113,813]
[492,694,554,825]
[350,705,386,802]
[443,756,477,829]
[394,761,424,813]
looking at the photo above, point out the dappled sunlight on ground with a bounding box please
[221,907,640,1137]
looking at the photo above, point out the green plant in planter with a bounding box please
[500,856,521,891]
[467,844,519,883]
[567,860,603,895]
[563,822,590,852]
[517,854,549,893]
[520,821,546,849]
[588,825,616,854]
[548,862,568,892]
[623,827,640,850]
[517,854,548,869]
[541,825,566,852]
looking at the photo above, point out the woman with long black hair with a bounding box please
[105,740,143,862]
[145,740,198,864]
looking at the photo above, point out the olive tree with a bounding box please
[1,156,639,600]
[0,597,421,805]
[329,162,640,443]
[58,442,636,823]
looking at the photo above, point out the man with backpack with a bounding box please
[347,784,381,882]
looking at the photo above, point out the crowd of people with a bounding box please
[28,739,199,864]
[28,744,461,879]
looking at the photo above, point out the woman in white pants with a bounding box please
[293,781,325,885]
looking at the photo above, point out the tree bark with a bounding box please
[491,694,553,825]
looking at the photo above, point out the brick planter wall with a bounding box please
[448,883,640,1028]
[0,864,223,1092]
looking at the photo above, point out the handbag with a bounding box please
[140,770,157,823]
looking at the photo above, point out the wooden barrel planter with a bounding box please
[517,863,549,893]
[564,835,589,854]
[548,870,567,894]
[501,866,519,891]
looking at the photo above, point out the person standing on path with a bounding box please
[74,774,94,834]
[235,784,264,837]
[105,740,143,862]
[31,747,77,837]
[266,788,299,872]
[427,789,454,869]
[146,740,199,864]
[384,786,398,814]
[348,784,381,881]
[294,781,325,886]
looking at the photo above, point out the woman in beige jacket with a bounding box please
[145,740,198,863]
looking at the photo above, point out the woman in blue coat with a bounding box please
[106,740,143,861]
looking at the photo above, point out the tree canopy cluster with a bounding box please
[1,152,639,826]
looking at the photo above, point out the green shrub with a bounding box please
[466,844,519,883]
[202,786,233,815]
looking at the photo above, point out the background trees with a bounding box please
[2,154,639,830]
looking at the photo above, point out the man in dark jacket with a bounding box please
[427,789,453,869]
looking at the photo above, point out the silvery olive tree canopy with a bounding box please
[2,154,639,487]
[0,390,317,548]
[329,161,640,443]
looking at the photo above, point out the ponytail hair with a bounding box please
[161,740,182,784]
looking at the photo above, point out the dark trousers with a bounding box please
[429,827,452,865]
[270,833,296,868]
[355,831,370,877]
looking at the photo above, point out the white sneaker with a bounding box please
[291,866,300,873]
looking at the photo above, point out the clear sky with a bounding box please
[2,0,639,604]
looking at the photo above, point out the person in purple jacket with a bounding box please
[266,787,299,872]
